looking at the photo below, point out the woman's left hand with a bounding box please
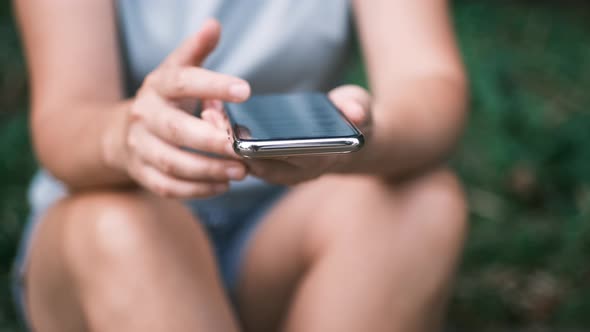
[231,85,372,185]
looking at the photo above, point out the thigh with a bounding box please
[235,168,467,331]
[25,190,238,332]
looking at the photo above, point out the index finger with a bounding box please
[148,67,251,103]
[164,18,221,66]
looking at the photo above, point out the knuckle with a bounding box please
[156,154,175,174]
[165,117,183,144]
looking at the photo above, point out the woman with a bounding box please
[13,0,468,331]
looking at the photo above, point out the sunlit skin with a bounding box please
[15,0,468,331]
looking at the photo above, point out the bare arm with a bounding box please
[15,0,130,188]
[243,0,467,185]
[350,0,468,178]
[15,0,250,196]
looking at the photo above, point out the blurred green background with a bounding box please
[1,1,590,331]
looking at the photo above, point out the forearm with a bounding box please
[344,75,467,179]
[31,99,133,190]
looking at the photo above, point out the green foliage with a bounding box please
[0,114,32,332]
[0,3,33,331]
[0,1,589,330]
[450,1,590,329]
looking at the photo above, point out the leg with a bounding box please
[236,168,467,332]
[26,190,239,332]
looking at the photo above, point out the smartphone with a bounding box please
[224,92,364,158]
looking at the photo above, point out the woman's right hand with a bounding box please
[111,19,249,198]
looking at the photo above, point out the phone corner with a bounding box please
[350,134,365,152]
[233,140,257,158]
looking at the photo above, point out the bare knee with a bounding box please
[396,168,468,245]
[307,169,467,256]
[51,191,175,279]
[30,191,234,331]
[26,191,163,328]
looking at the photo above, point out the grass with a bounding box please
[1,1,590,330]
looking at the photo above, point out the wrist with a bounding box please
[100,102,132,174]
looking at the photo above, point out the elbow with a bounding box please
[30,108,79,187]
[379,70,469,173]
[30,109,65,181]
[425,72,469,168]
[450,69,469,130]
[438,70,469,157]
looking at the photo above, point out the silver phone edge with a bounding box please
[233,136,364,159]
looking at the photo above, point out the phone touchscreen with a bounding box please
[225,93,360,141]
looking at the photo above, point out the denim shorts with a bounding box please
[12,171,286,325]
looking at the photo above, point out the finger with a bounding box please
[329,85,372,109]
[202,99,225,115]
[164,18,221,66]
[201,100,225,128]
[135,164,230,199]
[201,109,225,131]
[147,66,250,102]
[200,109,218,127]
[201,107,229,132]
[205,99,224,111]
[131,126,246,181]
[131,94,238,158]
[329,85,372,125]
[331,98,367,126]
[208,99,231,130]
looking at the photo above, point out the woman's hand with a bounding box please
[111,19,250,198]
[244,85,371,186]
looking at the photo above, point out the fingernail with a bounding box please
[229,82,250,100]
[226,166,244,180]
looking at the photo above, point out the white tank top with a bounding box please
[117,0,352,93]
[30,0,353,211]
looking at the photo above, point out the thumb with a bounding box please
[328,85,371,127]
[164,18,221,66]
